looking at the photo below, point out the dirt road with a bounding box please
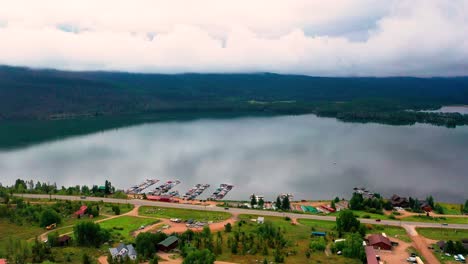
[403,225,440,264]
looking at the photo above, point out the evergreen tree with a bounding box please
[282,196,290,211]
[275,196,282,210]
[250,194,257,208]
[258,198,265,209]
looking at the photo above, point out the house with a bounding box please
[365,246,379,264]
[158,236,179,252]
[74,205,88,217]
[58,235,71,246]
[436,240,446,251]
[419,201,432,212]
[0,259,7,264]
[109,243,137,260]
[390,194,409,208]
[257,217,264,224]
[367,234,392,250]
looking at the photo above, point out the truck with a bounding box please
[46,223,57,230]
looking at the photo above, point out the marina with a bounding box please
[126,179,159,194]
[150,180,181,196]
[208,184,234,200]
[182,184,210,200]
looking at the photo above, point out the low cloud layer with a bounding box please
[0,0,467,76]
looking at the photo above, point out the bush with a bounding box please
[224,223,232,232]
[309,238,326,252]
[40,208,62,227]
[362,214,371,219]
[388,215,396,220]
[74,222,110,247]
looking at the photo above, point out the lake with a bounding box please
[0,114,467,203]
[424,105,468,114]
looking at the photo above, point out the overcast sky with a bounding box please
[0,0,467,76]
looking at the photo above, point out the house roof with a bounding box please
[365,246,379,264]
[0,259,7,264]
[74,205,88,215]
[126,244,137,256]
[368,234,392,247]
[109,244,137,258]
[158,236,179,247]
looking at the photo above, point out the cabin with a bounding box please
[367,234,392,250]
[74,205,88,217]
[0,258,7,264]
[365,246,379,264]
[109,243,137,260]
[158,236,179,252]
[58,235,71,246]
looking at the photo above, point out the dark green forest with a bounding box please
[1,66,468,148]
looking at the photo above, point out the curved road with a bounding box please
[16,194,468,229]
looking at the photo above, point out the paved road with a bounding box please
[16,194,468,230]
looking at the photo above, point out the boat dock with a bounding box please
[150,180,181,196]
[208,183,234,200]
[182,184,210,200]
[126,179,159,194]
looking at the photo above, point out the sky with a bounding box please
[0,0,467,76]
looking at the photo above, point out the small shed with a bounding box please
[58,235,71,246]
[257,217,265,224]
[158,236,179,252]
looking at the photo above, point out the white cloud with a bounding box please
[0,0,466,76]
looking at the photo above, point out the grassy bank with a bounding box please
[417,228,468,241]
[98,216,159,241]
[139,206,231,222]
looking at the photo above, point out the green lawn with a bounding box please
[368,225,411,242]
[139,206,231,222]
[297,218,337,232]
[98,216,159,241]
[417,227,468,241]
[401,215,468,224]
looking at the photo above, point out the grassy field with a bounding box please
[51,246,105,264]
[100,203,134,215]
[439,202,463,215]
[0,219,44,257]
[329,210,392,220]
[213,214,360,264]
[98,216,159,241]
[401,215,468,224]
[139,206,231,222]
[297,218,337,231]
[417,228,468,241]
[368,225,411,242]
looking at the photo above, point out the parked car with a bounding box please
[375,219,381,222]
[224,207,230,210]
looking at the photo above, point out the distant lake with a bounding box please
[0,114,467,203]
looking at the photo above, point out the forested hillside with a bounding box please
[1,65,468,123]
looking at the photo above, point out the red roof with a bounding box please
[74,205,87,215]
[0,259,8,264]
[365,246,378,264]
[368,234,392,247]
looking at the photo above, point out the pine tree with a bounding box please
[275,196,282,210]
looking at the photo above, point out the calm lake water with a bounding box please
[424,105,468,114]
[0,114,467,202]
